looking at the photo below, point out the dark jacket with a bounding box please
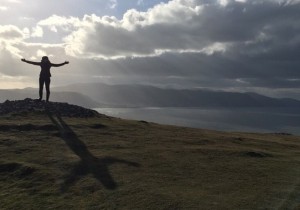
[24,60,66,78]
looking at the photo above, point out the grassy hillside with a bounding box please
[0,109,300,209]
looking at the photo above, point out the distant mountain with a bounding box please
[2,84,299,108]
[53,83,300,108]
[0,89,101,108]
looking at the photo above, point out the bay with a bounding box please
[94,107,300,135]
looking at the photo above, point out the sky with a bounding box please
[0,0,300,99]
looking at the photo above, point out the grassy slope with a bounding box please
[0,111,300,209]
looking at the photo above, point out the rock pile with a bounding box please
[0,98,100,117]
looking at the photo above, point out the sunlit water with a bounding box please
[94,107,300,135]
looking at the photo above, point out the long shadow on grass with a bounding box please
[46,110,140,191]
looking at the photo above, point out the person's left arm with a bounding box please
[51,61,69,67]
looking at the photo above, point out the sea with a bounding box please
[94,107,300,135]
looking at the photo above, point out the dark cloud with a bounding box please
[1,0,300,99]
[63,1,300,58]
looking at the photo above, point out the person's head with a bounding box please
[41,56,49,63]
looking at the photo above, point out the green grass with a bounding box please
[0,111,300,209]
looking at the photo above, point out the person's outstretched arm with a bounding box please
[21,58,41,66]
[51,61,69,67]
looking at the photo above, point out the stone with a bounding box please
[0,98,100,118]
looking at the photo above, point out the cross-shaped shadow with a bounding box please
[46,109,140,191]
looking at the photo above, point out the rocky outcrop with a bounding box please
[0,98,100,117]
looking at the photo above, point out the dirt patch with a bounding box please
[90,124,107,129]
[0,162,21,173]
[0,124,57,132]
[243,151,273,158]
[0,162,35,177]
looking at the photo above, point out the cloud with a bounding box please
[0,25,24,41]
[0,46,23,76]
[0,25,26,59]
[53,0,299,62]
[0,6,8,11]
[109,0,118,9]
[5,0,21,3]
[63,2,208,58]
[137,0,144,6]
[31,26,44,37]
[1,0,300,99]
[37,15,81,32]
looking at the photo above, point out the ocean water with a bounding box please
[94,107,300,135]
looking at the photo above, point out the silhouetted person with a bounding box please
[21,56,69,102]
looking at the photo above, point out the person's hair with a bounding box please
[41,56,49,61]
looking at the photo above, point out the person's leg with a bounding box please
[39,77,44,100]
[45,77,51,102]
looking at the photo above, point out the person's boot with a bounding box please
[46,92,50,102]
[39,90,43,101]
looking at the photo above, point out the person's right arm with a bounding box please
[21,59,41,66]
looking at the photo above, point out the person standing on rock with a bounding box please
[21,56,69,102]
